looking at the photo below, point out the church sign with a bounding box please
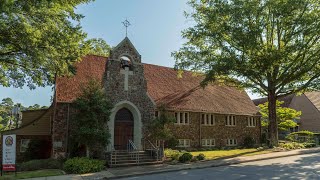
[2,134,16,171]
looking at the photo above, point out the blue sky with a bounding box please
[0,0,261,106]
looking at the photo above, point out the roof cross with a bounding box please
[122,19,131,37]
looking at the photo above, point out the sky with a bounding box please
[0,0,261,106]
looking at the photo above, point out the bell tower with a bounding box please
[105,34,155,151]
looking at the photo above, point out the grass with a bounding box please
[0,169,64,179]
[190,148,273,160]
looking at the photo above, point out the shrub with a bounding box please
[243,136,255,148]
[179,152,193,163]
[196,153,205,161]
[279,142,305,150]
[18,159,62,171]
[164,148,181,160]
[286,131,314,142]
[63,157,105,174]
[303,142,316,148]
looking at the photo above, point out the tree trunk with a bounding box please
[268,90,278,147]
[86,145,90,158]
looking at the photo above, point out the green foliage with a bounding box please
[279,142,305,150]
[179,152,193,163]
[259,100,301,131]
[22,139,51,161]
[0,97,49,131]
[148,105,177,145]
[63,157,105,174]
[164,148,181,160]
[302,142,316,148]
[286,131,314,143]
[196,153,205,161]
[86,38,111,57]
[243,137,256,148]
[70,80,112,157]
[0,0,93,88]
[18,159,62,171]
[173,0,320,146]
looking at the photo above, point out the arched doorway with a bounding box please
[114,108,134,150]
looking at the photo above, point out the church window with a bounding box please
[227,139,237,146]
[174,112,190,125]
[247,117,256,127]
[177,139,191,147]
[202,139,215,147]
[225,115,236,126]
[20,139,30,152]
[201,113,215,126]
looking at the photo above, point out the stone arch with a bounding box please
[107,100,142,151]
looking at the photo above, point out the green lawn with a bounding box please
[190,148,273,160]
[0,169,64,180]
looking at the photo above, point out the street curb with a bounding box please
[105,148,320,179]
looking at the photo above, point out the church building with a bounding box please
[2,37,261,161]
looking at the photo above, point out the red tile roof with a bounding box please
[56,55,258,115]
[55,55,107,103]
[144,64,258,115]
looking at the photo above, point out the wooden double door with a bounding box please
[114,108,134,150]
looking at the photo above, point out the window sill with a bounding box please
[174,123,190,125]
[201,124,215,126]
[225,125,236,127]
[247,126,256,128]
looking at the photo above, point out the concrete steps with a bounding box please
[108,150,163,167]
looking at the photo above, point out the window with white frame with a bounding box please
[20,139,30,152]
[174,112,190,125]
[225,115,236,126]
[227,139,237,146]
[247,117,256,127]
[201,139,215,147]
[177,139,190,147]
[201,113,215,126]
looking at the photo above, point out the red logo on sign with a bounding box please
[3,164,16,171]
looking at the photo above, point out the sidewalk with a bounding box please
[27,147,320,180]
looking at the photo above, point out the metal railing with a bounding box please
[145,140,164,162]
[127,139,140,164]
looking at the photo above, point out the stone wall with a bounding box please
[167,112,261,148]
[52,103,70,158]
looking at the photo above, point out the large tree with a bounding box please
[0,0,93,89]
[173,0,320,146]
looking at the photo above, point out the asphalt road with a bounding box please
[120,153,320,180]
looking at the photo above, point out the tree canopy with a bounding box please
[0,0,93,89]
[86,38,111,57]
[173,0,320,146]
[259,100,301,131]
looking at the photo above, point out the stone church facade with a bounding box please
[2,37,261,159]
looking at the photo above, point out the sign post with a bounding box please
[2,134,16,173]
